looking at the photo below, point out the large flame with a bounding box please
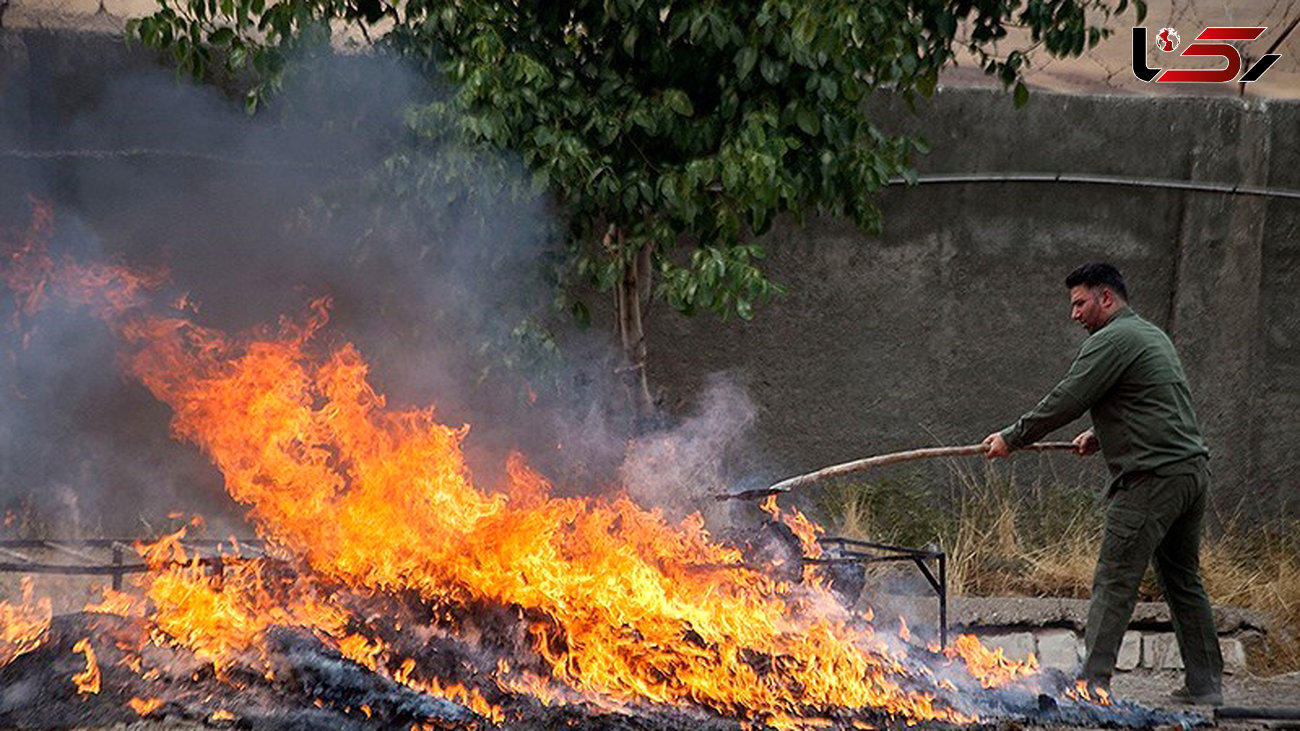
[1,200,1047,726]
[0,578,52,667]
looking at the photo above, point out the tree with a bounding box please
[129,0,1142,418]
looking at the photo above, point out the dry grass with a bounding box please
[813,460,1300,674]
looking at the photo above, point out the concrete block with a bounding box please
[1142,633,1184,670]
[1036,629,1082,670]
[1221,637,1248,674]
[1140,634,1158,669]
[980,632,1036,663]
[1115,631,1142,671]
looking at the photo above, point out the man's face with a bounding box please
[1069,284,1110,333]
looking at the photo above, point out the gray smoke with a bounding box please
[0,39,562,535]
[619,375,758,522]
[0,33,776,541]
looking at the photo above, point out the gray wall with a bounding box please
[649,91,1299,513]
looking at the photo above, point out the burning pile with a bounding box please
[0,200,1200,729]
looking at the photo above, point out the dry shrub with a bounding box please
[814,460,1300,674]
[1199,525,1300,673]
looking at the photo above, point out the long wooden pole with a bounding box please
[714,441,1082,501]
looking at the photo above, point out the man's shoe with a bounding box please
[1169,686,1223,706]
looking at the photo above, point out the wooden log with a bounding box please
[715,442,1081,501]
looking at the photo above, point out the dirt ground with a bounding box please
[1115,669,1300,716]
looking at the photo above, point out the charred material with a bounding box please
[0,609,1215,731]
[729,518,805,584]
[969,669,1209,728]
[0,612,482,731]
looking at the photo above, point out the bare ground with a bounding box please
[1114,669,1300,720]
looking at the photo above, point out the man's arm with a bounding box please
[990,331,1133,453]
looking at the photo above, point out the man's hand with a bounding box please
[1073,428,1100,456]
[982,431,1010,459]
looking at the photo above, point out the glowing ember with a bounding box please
[71,638,101,695]
[128,697,164,716]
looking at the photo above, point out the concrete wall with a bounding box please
[2,29,1297,514]
[649,91,1299,513]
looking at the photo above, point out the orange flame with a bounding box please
[84,587,146,617]
[759,495,824,560]
[0,199,1057,725]
[71,637,101,694]
[1065,678,1113,706]
[942,635,1039,689]
[0,577,52,667]
[129,697,164,716]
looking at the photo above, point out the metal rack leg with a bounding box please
[111,546,123,591]
[938,552,948,647]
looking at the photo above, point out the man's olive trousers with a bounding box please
[1082,463,1223,694]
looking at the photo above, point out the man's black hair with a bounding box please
[1066,262,1128,300]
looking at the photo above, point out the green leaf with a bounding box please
[759,57,784,84]
[735,46,758,81]
[795,107,820,136]
[571,300,591,329]
[1013,81,1029,108]
[664,89,694,116]
[916,71,937,98]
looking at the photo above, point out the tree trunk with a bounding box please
[612,227,655,418]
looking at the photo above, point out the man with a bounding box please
[982,262,1223,706]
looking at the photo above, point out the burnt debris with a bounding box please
[0,610,1209,731]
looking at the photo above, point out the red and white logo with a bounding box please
[1155,28,1180,52]
[1132,26,1281,83]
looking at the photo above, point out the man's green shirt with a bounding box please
[1000,306,1208,480]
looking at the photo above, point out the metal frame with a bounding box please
[0,538,265,590]
[815,536,948,646]
[0,536,947,645]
